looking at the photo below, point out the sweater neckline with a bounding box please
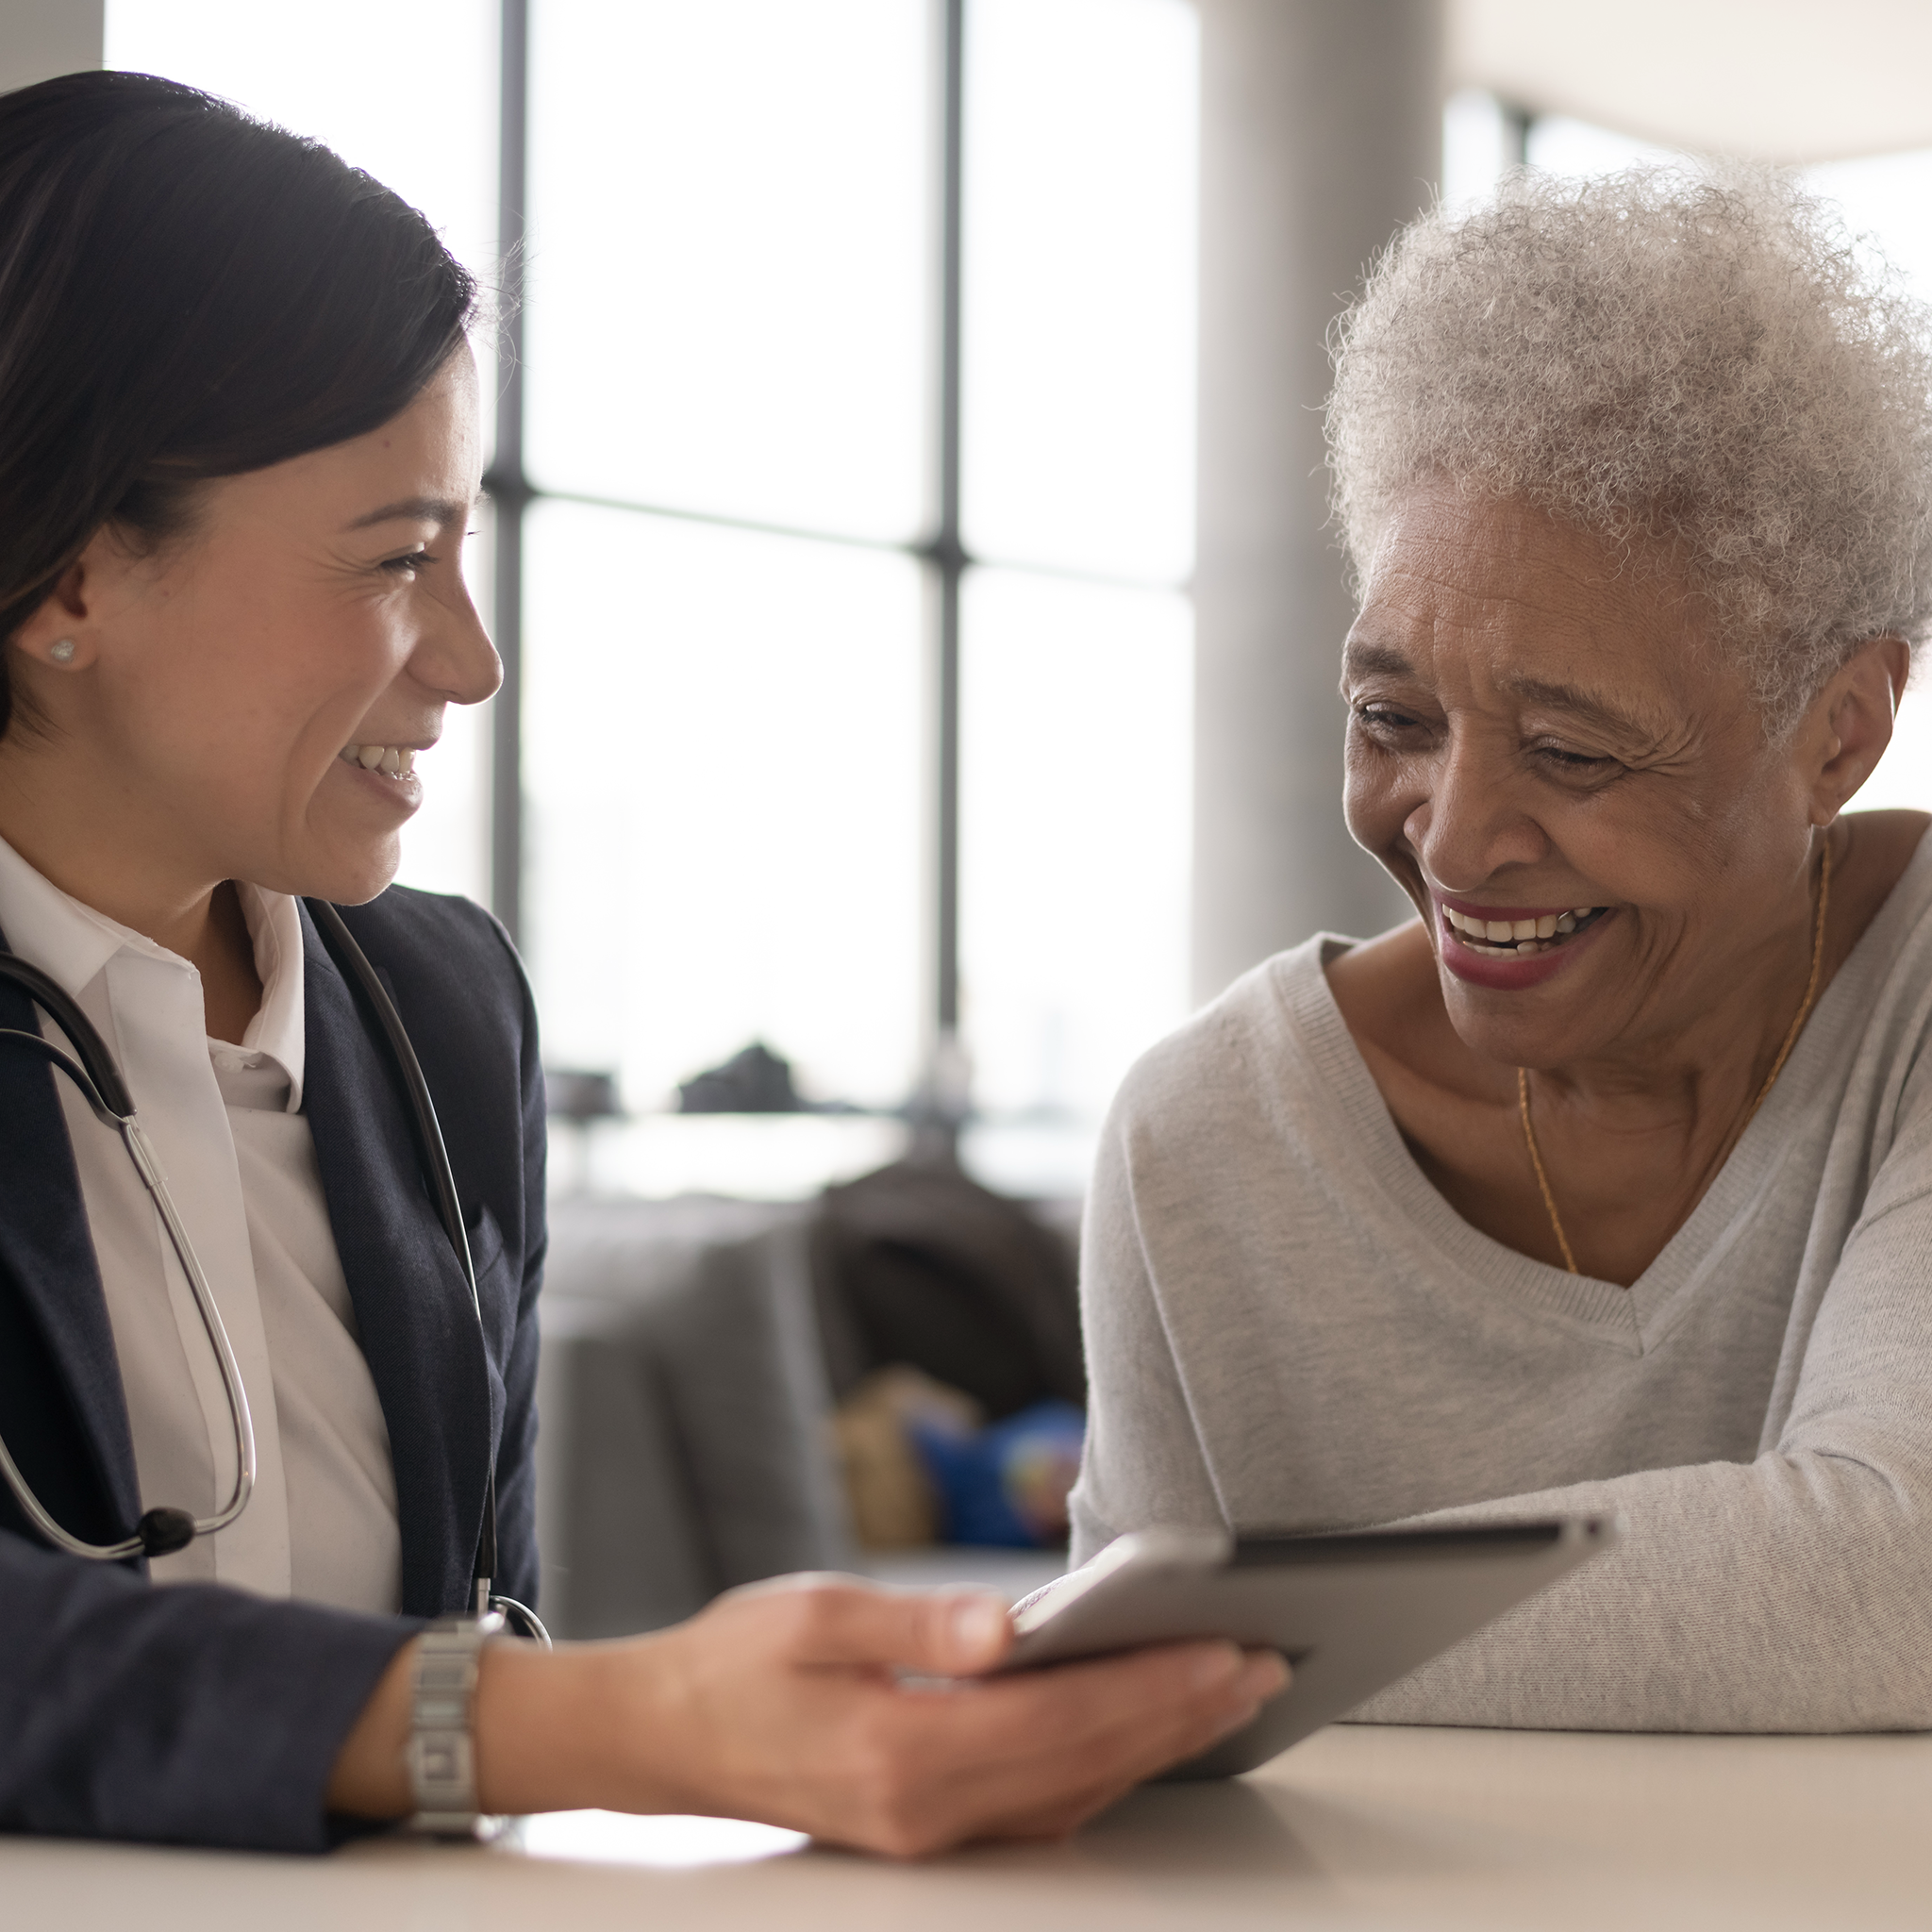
[1276,825,1932,1348]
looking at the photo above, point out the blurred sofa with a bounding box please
[533,1181,1080,1638]
[534,1196,851,1636]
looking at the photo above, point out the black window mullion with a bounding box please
[499,0,973,1129]
[1502,98,1531,169]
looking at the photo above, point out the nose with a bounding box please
[409,573,503,708]
[1404,727,1548,893]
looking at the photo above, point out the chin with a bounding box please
[1442,985,1596,1069]
[298,841,403,908]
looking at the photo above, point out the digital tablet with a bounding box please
[996,1516,1618,1778]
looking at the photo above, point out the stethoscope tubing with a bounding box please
[0,1008,256,1561]
[0,913,546,1642]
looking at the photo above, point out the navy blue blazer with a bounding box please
[0,887,545,1850]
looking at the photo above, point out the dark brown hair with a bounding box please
[0,71,479,735]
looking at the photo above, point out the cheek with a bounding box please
[116,625,395,813]
[1341,735,1421,850]
[1554,782,1781,924]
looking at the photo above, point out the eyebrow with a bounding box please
[343,494,476,532]
[1503,676,1661,743]
[1341,641,1413,682]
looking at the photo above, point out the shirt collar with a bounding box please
[232,881,307,1109]
[0,835,306,1110]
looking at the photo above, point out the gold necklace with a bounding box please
[1517,839,1833,1277]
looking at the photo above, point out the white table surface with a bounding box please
[7,1724,1927,1932]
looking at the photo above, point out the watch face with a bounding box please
[407,1619,491,1831]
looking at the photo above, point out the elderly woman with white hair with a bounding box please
[1070,167,1932,1731]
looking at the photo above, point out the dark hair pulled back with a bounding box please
[0,71,480,736]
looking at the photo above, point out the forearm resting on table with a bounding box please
[324,1581,1290,1850]
[326,1637,638,1818]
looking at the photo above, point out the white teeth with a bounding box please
[1444,903,1603,950]
[339,743,418,777]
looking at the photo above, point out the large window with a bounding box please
[106,0,1199,1200]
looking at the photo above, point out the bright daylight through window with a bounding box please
[105,0,1201,1203]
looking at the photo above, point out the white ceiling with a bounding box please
[1451,0,1932,163]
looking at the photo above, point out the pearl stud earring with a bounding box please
[50,639,76,664]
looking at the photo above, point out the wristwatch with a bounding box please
[406,1611,504,1837]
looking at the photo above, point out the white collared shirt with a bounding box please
[0,835,401,1612]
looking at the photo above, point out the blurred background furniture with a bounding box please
[536,1182,1076,1638]
[536,1198,837,1635]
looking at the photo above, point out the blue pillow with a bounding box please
[908,1400,1087,1547]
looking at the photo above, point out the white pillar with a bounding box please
[0,0,103,92]
[1191,0,1442,1003]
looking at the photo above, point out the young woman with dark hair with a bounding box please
[0,72,1284,1855]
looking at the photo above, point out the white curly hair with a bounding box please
[1326,165,1932,728]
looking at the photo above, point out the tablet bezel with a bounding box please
[996,1516,1617,1777]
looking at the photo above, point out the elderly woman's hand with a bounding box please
[328,1575,1288,1855]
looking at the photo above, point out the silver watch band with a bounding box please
[406,1611,503,1837]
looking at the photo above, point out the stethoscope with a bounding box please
[0,900,547,1642]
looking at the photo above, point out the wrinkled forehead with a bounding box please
[1345,481,1749,725]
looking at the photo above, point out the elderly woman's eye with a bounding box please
[381,550,435,575]
[1538,743,1616,773]
[1354,702,1422,732]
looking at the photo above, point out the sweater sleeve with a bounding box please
[1068,1104,1230,1569]
[1076,1013,1932,1731]
[1351,1113,1932,1733]
[0,1530,417,1848]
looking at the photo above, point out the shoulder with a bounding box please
[329,886,528,1019]
[1832,817,1932,1047]
[317,888,540,1113]
[332,882,513,969]
[1107,936,1340,1154]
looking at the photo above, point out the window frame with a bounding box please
[485,0,1179,1134]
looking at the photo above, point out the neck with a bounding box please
[0,734,263,1043]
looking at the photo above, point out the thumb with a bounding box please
[737,1575,1013,1675]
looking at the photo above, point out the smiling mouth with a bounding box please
[338,742,417,779]
[1441,904,1610,958]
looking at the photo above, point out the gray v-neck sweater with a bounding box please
[1070,827,1932,1731]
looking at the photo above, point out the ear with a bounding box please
[1798,636,1909,826]
[11,558,95,671]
